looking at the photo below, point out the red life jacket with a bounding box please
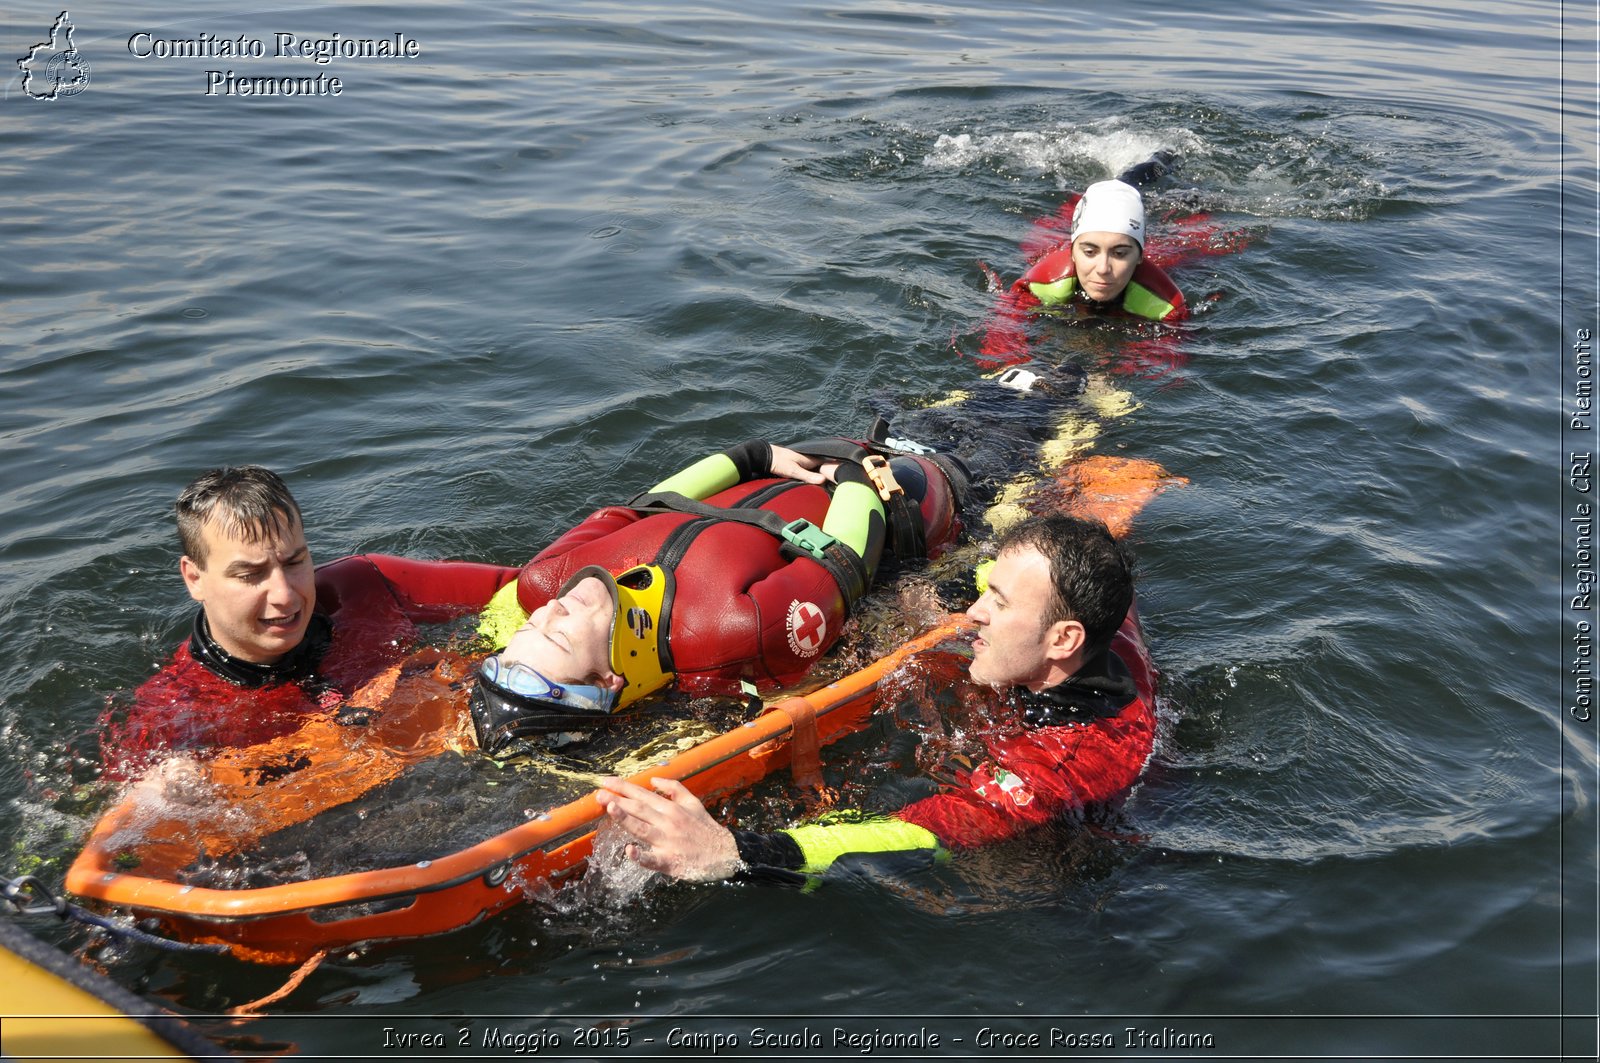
[1012,245,1187,322]
[516,455,962,698]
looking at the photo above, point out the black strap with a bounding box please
[785,436,874,464]
[626,490,868,607]
[629,490,801,532]
[875,462,925,562]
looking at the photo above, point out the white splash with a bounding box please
[924,120,1202,181]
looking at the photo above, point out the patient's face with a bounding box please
[500,575,618,685]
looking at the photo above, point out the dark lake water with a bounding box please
[3,0,1596,1059]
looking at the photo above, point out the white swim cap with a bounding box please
[1070,180,1146,248]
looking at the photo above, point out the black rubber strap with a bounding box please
[625,490,868,608]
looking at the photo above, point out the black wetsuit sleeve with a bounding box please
[724,440,775,482]
[831,459,871,491]
[732,829,805,871]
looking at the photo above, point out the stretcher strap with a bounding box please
[772,697,822,792]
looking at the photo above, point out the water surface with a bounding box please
[2,0,1594,1058]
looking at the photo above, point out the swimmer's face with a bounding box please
[180,509,316,664]
[500,576,621,688]
[966,544,1085,692]
[1071,231,1142,303]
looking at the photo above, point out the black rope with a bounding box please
[5,872,230,954]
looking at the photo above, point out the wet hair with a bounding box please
[995,514,1134,658]
[176,466,303,568]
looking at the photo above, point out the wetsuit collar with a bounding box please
[187,607,332,688]
[1017,649,1137,727]
[1074,290,1125,314]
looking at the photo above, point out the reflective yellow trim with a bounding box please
[975,557,996,595]
[1037,412,1102,471]
[1081,376,1140,421]
[1028,276,1078,305]
[1119,279,1178,321]
[783,818,944,873]
[922,388,971,410]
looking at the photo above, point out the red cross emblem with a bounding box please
[786,600,827,657]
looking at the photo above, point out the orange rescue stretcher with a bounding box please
[66,618,975,965]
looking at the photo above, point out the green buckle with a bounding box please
[780,518,838,561]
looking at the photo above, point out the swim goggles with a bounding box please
[477,655,617,715]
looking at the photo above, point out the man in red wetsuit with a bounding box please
[594,513,1155,879]
[101,466,516,778]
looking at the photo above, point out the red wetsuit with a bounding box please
[897,615,1156,847]
[515,446,963,698]
[102,555,518,779]
[732,610,1156,872]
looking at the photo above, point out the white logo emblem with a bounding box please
[785,600,827,657]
